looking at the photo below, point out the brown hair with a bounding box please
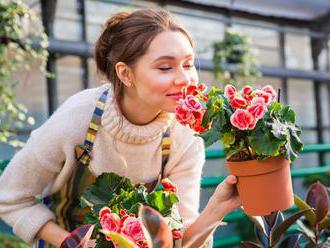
[94,8,194,105]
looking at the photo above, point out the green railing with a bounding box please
[202,143,330,247]
[0,144,330,247]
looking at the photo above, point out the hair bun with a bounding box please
[105,12,129,30]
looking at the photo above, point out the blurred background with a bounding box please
[1,0,330,247]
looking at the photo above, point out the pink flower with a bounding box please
[183,95,202,112]
[121,217,145,242]
[224,84,236,100]
[175,103,193,125]
[247,102,267,120]
[161,178,177,193]
[99,207,111,218]
[230,109,256,130]
[172,230,183,240]
[241,85,254,102]
[191,117,207,133]
[230,96,247,109]
[262,85,277,102]
[100,213,121,234]
[255,90,272,104]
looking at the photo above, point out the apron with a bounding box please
[36,88,171,247]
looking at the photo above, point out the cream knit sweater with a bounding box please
[0,83,206,244]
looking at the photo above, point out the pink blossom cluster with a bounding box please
[225,84,277,130]
[99,207,149,248]
[175,84,208,133]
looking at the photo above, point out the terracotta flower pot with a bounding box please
[226,156,294,216]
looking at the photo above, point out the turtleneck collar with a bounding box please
[100,83,174,144]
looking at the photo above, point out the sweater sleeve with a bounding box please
[166,126,213,247]
[166,136,205,228]
[0,90,96,243]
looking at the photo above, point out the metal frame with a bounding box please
[36,0,330,161]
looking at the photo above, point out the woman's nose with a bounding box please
[174,71,191,87]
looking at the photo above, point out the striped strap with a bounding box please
[161,128,171,178]
[75,89,109,166]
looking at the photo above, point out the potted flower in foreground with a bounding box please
[175,83,304,216]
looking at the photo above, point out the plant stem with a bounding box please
[243,136,253,160]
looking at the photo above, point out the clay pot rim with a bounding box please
[226,156,291,177]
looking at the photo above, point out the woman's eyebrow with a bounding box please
[152,54,194,63]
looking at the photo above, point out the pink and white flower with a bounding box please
[230,109,256,130]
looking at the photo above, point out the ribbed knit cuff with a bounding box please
[13,204,55,244]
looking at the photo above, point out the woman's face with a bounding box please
[129,30,198,113]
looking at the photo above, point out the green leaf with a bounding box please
[82,173,134,207]
[145,191,178,216]
[319,217,330,231]
[220,132,235,148]
[100,230,138,248]
[271,209,312,246]
[280,106,296,123]
[294,194,317,225]
[198,128,220,147]
[249,128,284,157]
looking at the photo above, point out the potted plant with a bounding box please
[213,28,260,85]
[175,83,304,216]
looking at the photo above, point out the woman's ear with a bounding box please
[115,62,134,87]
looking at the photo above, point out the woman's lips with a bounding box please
[166,92,182,100]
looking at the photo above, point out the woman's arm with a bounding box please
[182,175,241,247]
[37,221,69,247]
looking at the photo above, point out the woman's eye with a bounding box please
[184,64,195,69]
[158,67,172,71]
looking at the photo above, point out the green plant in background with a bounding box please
[0,0,49,149]
[213,28,260,86]
[294,182,330,247]
[303,172,330,188]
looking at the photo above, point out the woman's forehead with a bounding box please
[145,31,194,62]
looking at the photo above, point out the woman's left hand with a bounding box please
[209,175,241,216]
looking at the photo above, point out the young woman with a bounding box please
[0,8,241,247]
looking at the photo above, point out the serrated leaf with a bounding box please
[249,128,284,156]
[198,128,220,147]
[220,132,235,148]
[145,191,178,216]
[294,194,317,225]
[280,106,296,123]
[271,209,312,246]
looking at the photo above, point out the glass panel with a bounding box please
[285,34,313,70]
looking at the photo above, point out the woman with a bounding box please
[0,8,241,247]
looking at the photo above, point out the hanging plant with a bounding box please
[0,0,49,149]
[213,28,260,86]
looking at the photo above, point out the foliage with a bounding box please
[0,232,31,248]
[241,210,311,248]
[175,84,304,161]
[80,172,183,247]
[0,0,49,149]
[294,182,330,247]
[213,28,260,86]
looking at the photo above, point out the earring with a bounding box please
[126,81,132,87]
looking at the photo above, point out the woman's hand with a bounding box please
[209,175,241,216]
